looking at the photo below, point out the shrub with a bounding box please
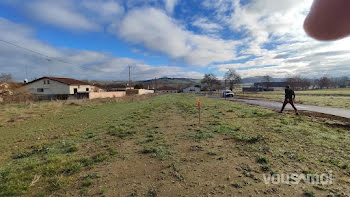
[303,189,315,197]
[256,156,269,164]
[107,125,136,138]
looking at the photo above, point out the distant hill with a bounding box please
[241,76,287,83]
[89,76,287,89]
[140,77,288,89]
[140,77,201,89]
[141,77,287,86]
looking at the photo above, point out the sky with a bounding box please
[0,0,350,81]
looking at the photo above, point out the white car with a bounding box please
[222,90,234,98]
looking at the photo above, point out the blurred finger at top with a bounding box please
[304,0,350,41]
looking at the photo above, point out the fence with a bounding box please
[126,89,154,96]
[89,92,126,99]
[138,89,154,95]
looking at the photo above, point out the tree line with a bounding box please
[283,76,349,90]
[201,69,241,91]
[200,70,349,91]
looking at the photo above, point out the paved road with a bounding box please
[209,96,350,119]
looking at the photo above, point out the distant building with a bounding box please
[101,84,134,91]
[156,86,178,93]
[126,89,155,95]
[242,87,263,92]
[25,77,93,99]
[346,80,350,88]
[253,82,289,91]
[183,86,200,93]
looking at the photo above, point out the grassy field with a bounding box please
[0,94,350,196]
[251,88,350,96]
[236,88,350,108]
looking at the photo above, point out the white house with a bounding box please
[183,86,200,93]
[25,77,93,99]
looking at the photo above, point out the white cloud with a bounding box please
[192,17,223,33]
[115,8,240,66]
[164,0,179,14]
[2,0,350,79]
[0,18,60,57]
[26,0,100,31]
[125,64,203,80]
[0,17,203,81]
[2,0,125,31]
[124,0,159,9]
[81,0,124,23]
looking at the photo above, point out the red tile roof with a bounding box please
[26,77,91,86]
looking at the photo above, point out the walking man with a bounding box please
[279,86,299,115]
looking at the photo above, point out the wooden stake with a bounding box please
[197,97,201,125]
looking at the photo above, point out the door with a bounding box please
[74,88,78,94]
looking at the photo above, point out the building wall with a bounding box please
[138,89,155,95]
[183,87,200,93]
[156,90,178,93]
[26,79,70,95]
[89,91,126,99]
[69,85,92,94]
[272,87,285,91]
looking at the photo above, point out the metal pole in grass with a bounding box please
[197,97,201,125]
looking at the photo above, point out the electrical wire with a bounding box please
[0,39,77,66]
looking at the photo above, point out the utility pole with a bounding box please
[155,77,158,90]
[128,65,131,89]
[25,65,28,79]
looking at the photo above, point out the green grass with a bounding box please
[236,88,350,108]
[256,156,269,164]
[244,88,350,96]
[0,97,159,196]
[0,94,350,196]
[303,189,315,197]
[141,145,171,159]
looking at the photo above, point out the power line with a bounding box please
[0,39,76,66]
[0,39,136,78]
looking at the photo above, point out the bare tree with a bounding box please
[0,73,12,82]
[263,75,272,89]
[331,76,349,88]
[224,69,241,91]
[317,77,331,89]
[201,74,221,91]
[300,78,311,90]
[286,76,310,90]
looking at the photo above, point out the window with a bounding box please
[37,88,44,92]
[86,88,89,92]
[47,80,50,84]
[43,80,46,84]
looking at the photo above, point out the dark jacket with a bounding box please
[285,88,295,99]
